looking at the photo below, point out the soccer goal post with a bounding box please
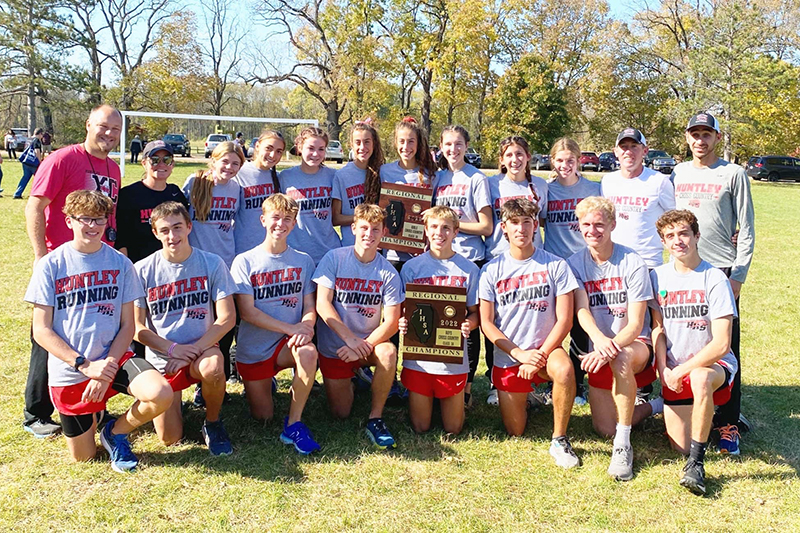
[118,111,318,176]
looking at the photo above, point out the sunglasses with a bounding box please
[148,155,174,165]
[70,216,109,227]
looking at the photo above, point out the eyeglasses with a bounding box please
[148,155,174,165]
[70,216,109,226]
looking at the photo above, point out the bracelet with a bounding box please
[167,342,178,357]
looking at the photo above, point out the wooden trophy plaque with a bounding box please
[401,283,467,364]
[378,182,432,255]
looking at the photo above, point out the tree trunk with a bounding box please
[421,69,433,135]
[325,100,342,141]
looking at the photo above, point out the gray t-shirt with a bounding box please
[433,164,492,261]
[183,175,240,268]
[332,162,367,247]
[380,162,432,262]
[135,248,237,373]
[486,174,548,258]
[278,165,341,264]
[478,248,579,368]
[544,177,601,259]
[313,247,404,358]
[233,162,278,255]
[601,167,676,267]
[650,260,738,372]
[672,159,755,283]
[230,246,316,364]
[24,243,144,387]
[400,252,479,375]
[567,244,653,351]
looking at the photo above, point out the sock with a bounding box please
[689,439,707,463]
[648,396,664,415]
[613,424,632,448]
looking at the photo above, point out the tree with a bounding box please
[483,53,569,162]
[199,0,245,119]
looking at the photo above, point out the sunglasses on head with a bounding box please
[148,155,174,165]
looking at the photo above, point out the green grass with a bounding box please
[0,161,799,531]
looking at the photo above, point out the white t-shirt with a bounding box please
[233,162,278,254]
[486,174,548,258]
[544,177,601,259]
[278,165,341,264]
[313,247,404,358]
[400,252,479,375]
[230,246,316,365]
[332,162,367,246]
[650,260,738,372]
[567,244,652,351]
[135,248,237,373]
[183,175,240,268]
[478,248,579,368]
[433,164,492,261]
[601,167,676,267]
[24,243,144,387]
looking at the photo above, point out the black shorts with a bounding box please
[60,356,155,438]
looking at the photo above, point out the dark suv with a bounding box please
[746,156,800,182]
[645,150,670,167]
[163,134,191,157]
[598,152,618,171]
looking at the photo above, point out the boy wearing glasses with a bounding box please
[25,190,173,472]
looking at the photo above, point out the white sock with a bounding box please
[648,396,664,415]
[613,424,632,449]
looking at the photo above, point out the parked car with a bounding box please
[326,140,344,164]
[532,154,550,170]
[11,127,29,150]
[163,133,191,157]
[465,147,482,168]
[651,156,676,174]
[580,151,600,172]
[204,133,232,158]
[746,155,800,182]
[645,149,670,167]
[598,151,618,171]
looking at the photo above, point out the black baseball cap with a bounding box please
[142,140,174,157]
[615,127,647,147]
[686,112,720,132]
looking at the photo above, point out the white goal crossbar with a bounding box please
[119,111,319,176]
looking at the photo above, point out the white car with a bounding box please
[204,133,232,158]
[326,140,344,164]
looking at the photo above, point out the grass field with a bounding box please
[0,159,798,531]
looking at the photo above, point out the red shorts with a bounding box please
[587,345,656,390]
[165,366,201,392]
[50,351,136,416]
[662,362,734,406]
[401,367,467,399]
[236,337,292,381]
[492,365,549,393]
[319,354,367,379]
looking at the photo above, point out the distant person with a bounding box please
[5,129,16,159]
[130,135,143,163]
[13,128,44,199]
[0,151,4,195]
[41,131,52,156]
[22,104,123,438]
[672,112,755,455]
[234,132,245,148]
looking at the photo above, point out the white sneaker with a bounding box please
[486,388,499,406]
[607,445,634,481]
[549,436,581,469]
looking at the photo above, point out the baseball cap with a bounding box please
[686,112,720,132]
[142,140,174,157]
[615,127,647,147]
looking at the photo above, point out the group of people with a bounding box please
[19,104,754,496]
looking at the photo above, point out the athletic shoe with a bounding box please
[192,385,205,408]
[464,392,473,409]
[607,445,634,481]
[22,418,61,439]
[549,436,581,469]
[738,413,752,433]
[680,459,706,495]
[202,420,233,456]
[387,379,407,406]
[352,367,373,392]
[717,424,741,456]
[100,419,138,473]
[635,383,653,405]
[574,383,588,406]
[526,390,545,409]
[539,383,554,405]
[365,418,396,450]
[486,387,499,406]
[13,196,23,200]
[272,377,278,395]
[226,375,241,385]
[280,418,321,455]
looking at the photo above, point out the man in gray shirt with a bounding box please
[671,112,755,455]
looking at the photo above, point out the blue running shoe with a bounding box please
[100,418,138,473]
[280,418,321,455]
[717,424,741,456]
[202,420,233,456]
[192,384,205,408]
[272,377,278,395]
[352,367,373,392]
[365,418,396,450]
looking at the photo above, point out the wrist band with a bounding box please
[167,342,178,357]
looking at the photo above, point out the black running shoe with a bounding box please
[680,459,706,495]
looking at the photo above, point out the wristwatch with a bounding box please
[73,355,86,371]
